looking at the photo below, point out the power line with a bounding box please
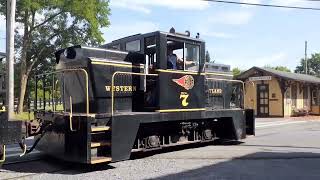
[203,0,320,11]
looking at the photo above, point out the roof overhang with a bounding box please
[237,66,320,85]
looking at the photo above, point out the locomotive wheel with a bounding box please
[203,129,213,140]
[146,136,160,148]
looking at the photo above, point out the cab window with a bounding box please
[126,40,141,52]
[185,44,200,71]
[166,40,200,71]
[167,40,184,70]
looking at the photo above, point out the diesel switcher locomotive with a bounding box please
[0,29,255,165]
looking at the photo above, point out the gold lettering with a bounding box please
[180,92,189,107]
[105,85,137,92]
[209,88,223,94]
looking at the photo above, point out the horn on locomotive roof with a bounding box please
[169,27,191,37]
[196,33,200,39]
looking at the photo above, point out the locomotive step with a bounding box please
[91,156,112,164]
[91,141,111,148]
[91,126,110,132]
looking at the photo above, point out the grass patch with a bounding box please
[11,104,64,121]
[13,112,34,121]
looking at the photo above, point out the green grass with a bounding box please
[12,104,64,121]
[13,112,34,121]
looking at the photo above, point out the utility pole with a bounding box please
[305,41,308,74]
[6,0,16,120]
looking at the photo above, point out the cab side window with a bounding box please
[126,40,141,52]
[166,40,184,70]
[145,36,157,70]
[185,44,200,71]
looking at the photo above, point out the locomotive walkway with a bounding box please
[1,117,320,180]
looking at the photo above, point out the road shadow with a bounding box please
[131,140,243,160]
[1,140,242,175]
[148,151,320,180]
[1,156,115,175]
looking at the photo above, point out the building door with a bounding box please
[257,84,269,117]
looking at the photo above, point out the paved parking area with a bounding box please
[1,117,320,180]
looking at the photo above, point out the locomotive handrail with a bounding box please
[0,145,5,163]
[19,143,27,157]
[69,96,76,131]
[206,78,245,108]
[35,68,89,115]
[111,71,159,116]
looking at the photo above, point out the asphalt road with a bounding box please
[1,118,320,180]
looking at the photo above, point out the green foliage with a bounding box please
[205,50,211,62]
[295,53,320,77]
[264,65,291,72]
[0,0,111,112]
[232,67,242,77]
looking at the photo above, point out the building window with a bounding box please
[291,84,297,107]
[126,40,141,52]
[303,86,308,107]
[312,90,318,105]
[222,67,229,71]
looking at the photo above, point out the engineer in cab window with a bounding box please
[167,48,183,70]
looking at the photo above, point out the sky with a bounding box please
[1,0,320,71]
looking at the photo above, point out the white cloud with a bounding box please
[110,0,210,14]
[219,52,289,70]
[102,21,159,43]
[254,52,288,67]
[208,11,253,25]
[111,1,151,14]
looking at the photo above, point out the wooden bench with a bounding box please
[292,106,309,116]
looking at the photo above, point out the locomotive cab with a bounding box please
[102,30,206,113]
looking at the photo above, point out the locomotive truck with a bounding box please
[0,29,255,165]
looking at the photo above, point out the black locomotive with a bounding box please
[0,30,255,165]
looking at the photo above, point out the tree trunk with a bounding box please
[17,10,30,113]
[17,74,28,113]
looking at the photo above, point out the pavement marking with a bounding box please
[256,121,291,126]
[256,120,309,128]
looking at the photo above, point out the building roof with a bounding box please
[237,66,320,84]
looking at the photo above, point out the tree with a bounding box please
[295,53,320,77]
[0,0,110,113]
[264,65,291,72]
[232,67,242,77]
[205,50,211,62]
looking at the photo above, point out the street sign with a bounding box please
[249,76,272,81]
